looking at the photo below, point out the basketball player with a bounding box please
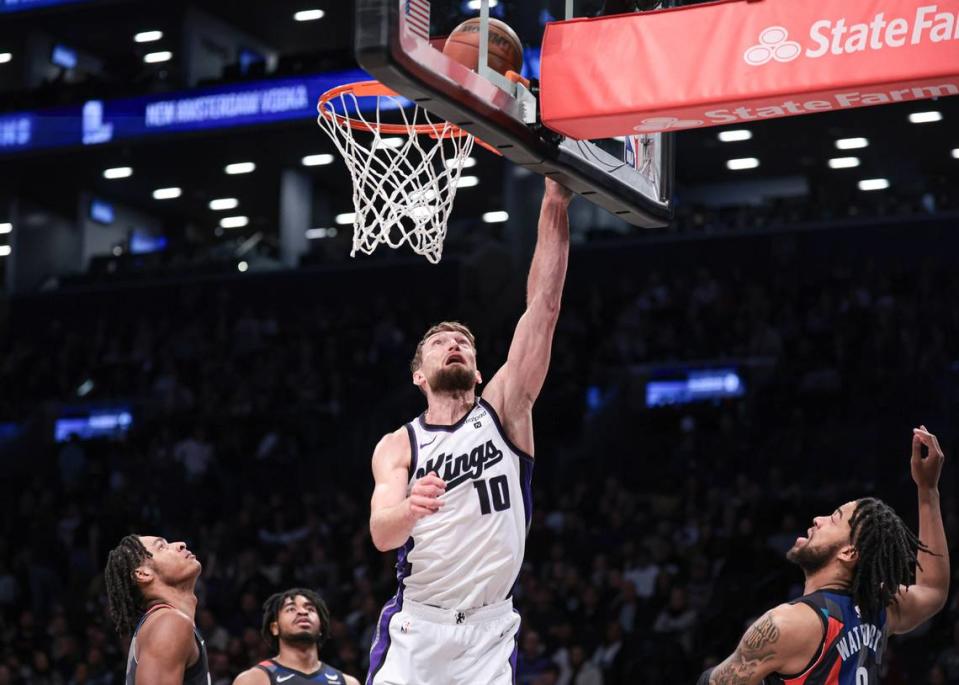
[233,588,360,685]
[701,425,948,685]
[104,535,209,685]
[366,178,574,685]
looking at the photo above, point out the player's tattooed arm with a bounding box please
[709,603,824,685]
[709,611,781,685]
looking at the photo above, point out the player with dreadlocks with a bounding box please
[701,425,949,685]
[104,534,208,685]
[233,588,360,685]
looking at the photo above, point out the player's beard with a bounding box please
[786,539,844,575]
[279,627,319,648]
[428,364,476,394]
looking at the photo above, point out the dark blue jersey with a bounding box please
[125,604,209,685]
[256,658,350,685]
[765,590,887,685]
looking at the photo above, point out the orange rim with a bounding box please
[318,80,501,155]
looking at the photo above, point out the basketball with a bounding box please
[442,17,523,76]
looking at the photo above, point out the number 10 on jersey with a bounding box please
[474,476,511,515]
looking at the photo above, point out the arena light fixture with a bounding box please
[225,162,256,175]
[134,30,163,43]
[294,9,325,21]
[220,215,249,229]
[726,157,759,171]
[0,222,12,234]
[302,154,335,167]
[858,178,890,191]
[144,51,172,64]
[718,129,752,142]
[103,166,133,179]
[306,227,339,239]
[445,157,477,169]
[335,212,356,225]
[457,175,480,188]
[0,53,11,65]
[835,137,869,150]
[152,187,181,200]
[237,260,249,272]
[374,137,405,150]
[828,157,860,169]
[0,246,11,257]
[953,148,959,159]
[908,111,942,124]
[209,198,239,211]
[467,0,498,8]
[482,211,509,223]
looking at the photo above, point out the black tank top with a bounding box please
[255,658,349,685]
[125,604,209,685]
[764,590,887,685]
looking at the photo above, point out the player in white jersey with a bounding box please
[366,178,573,685]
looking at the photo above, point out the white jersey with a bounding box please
[397,398,533,610]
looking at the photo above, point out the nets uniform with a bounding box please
[255,659,350,685]
[367,398,533,685]
[765,590,887,685]
[125,604,210,685]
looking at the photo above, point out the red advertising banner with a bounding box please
[540,0,959,138]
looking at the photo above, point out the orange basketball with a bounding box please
[442,17,523,76]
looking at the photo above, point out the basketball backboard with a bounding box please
[354,0,673,228]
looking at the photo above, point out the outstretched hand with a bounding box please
[544,178,574,206]
[912,425,944,491]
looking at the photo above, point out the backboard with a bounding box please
[354,0,673,228]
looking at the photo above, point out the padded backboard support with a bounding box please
[354,0,673,228]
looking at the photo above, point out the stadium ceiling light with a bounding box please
[726,157,759,170]
[908,111,942,124]
[718,129,752,142]
[445,157,477,169]
[335,212,356,225]
[220,215,249,229]
[306,227,339,239]
[858,178,890,191]
[103,166,133,179]
[374,137,404,150]
[302,154,335,167]
[828,157,860,169]
[152,187,181,200]
[294,9,325,21]
[237,260,249,272]
[225,162,256,175]
[209,198,239,211]
[835,137,868,150]
[0,222,12,234]
[0,53,11,65]
[457,175,480,188]
[482,211,509,223]
[467,0,498,8]
[952,148,959,159]
[134,30,163,43]
[0,246,10,257]
[144,51,173,64]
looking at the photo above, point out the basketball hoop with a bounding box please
[317,80,490,264]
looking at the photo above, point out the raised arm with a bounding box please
[135,611,197,685]
[484,179,573,421]
[703,604,823,685]
[369,429,445,552]
[888,425,949,634]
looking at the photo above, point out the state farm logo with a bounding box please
[633,116,704,132]
[744,26,802,65]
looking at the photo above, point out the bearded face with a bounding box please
[786,539,844,575]
[427,363,477,394]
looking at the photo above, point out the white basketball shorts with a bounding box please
[366,596,520,685]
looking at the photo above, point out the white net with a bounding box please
[317,88,475,264]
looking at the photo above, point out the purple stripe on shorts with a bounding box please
[366,538,413,685]
[509,611,520,685]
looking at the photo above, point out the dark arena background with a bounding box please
[0,1,957,684]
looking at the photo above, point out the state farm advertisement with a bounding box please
[540,0,959,138]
